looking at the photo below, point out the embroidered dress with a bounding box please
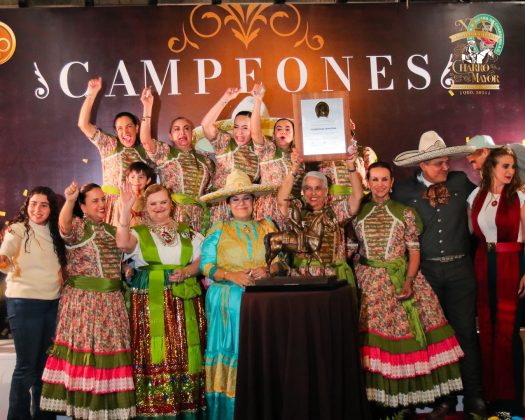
[253,139,303,227]
[41,218,136,419]
[126,223,206,418]
[209,131,260,224]
[353,200,463,408]
[469,187,525,414]
[147,138,213,234]
[200,218,278,420]
[89,129,150,225]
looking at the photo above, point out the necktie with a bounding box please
[422,182,450,208]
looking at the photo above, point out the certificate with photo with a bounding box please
[293,91,351,162]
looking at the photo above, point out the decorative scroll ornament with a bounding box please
[168,4,324,53]
[33,62,49,99]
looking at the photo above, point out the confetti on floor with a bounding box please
[82,158,89,164]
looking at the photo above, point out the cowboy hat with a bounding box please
[393,131,475,167]
[468,134,498,150]
[200,170,277,204]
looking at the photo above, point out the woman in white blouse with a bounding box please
[467,146,525,417]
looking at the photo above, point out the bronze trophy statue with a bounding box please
[264,199,338,278]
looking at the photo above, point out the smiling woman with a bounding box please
[40,181,136,418]
[77,77,151,226]
[0,186,66,419]
[140,87,214,234]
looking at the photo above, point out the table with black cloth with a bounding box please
[234,284,371,420]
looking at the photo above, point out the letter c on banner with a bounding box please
[277,57,307,93]
[60,61,89,98]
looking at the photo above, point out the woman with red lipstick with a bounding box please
[78,77,150,226]
[468,146,525,417]
[250,83,304,227]
[201,87,261,223]
[353,162,464,418]
[140,87,214,234]
[40,182,136,418]
[0,187,67,419]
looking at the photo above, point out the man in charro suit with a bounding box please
[391,131,487,419]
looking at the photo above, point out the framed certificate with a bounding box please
[292,91,351,162]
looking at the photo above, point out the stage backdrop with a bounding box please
[0,3,524,220]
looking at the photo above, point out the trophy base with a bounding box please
[245,275,346,292]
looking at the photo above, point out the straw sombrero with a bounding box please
[393,131,475,167]
[200,170,277,204]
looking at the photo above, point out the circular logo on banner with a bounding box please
[0,22,16,65]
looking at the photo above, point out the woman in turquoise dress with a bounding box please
[116,183,206,418]
[199,170,284,420]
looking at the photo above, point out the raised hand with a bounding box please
[251,82,265,100]
[221,87,241,104]
[140,86,154,108]
[86,77,102,97]
[64,181,79,203]
[120,182,137,212]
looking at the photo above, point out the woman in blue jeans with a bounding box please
[0,187,67,419]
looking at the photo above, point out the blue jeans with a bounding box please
[7,298,58,420]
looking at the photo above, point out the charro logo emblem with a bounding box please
[168,4,324,53]
[0,21,16,65]
[448,14,504,94]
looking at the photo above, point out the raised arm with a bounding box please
[139,87,155,154]
[78,77,102,139]
[250,82,265,145]
[201,87,240,140]
[59,181,80,236]
[116,183,138,254]
[277,149,302,217]
[346,153,364,215]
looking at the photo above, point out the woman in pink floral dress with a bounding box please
[250,83,304,227]
[78,77,150,226]
[40,182,135,419]
[201,87,261,223]
[353,162,463,417]
[140,87,214,234]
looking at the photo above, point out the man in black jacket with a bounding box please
[392,131,487,419]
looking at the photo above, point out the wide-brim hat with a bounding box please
[393,130,475,167]
[200,170,278,204]
[468,134,498,150]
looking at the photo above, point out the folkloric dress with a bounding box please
[126,223,206,418]
[200,218,278,420]
[353,200,464,408]
[41,218,136,419]
[89,129,151,225]
[209,131,260,224]
[469,187,525,414]
[253,139,303,227]
[147,138,213,234]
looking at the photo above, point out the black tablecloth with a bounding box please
[234,284,371,420]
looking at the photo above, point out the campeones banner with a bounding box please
[0,3,524,220]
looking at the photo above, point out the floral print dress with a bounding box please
[353,200,464,408]
[147,138,213,234]
[40,218,135,419]
[89,129,150,226]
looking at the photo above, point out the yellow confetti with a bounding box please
[0,211,6,217]
[448,90,455,96]
[22,189,28,197]
[82,158,89,164]
[466,136,470,144]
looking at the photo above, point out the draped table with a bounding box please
[234,284,371,420]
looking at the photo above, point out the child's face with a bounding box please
[127,171,150,195]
